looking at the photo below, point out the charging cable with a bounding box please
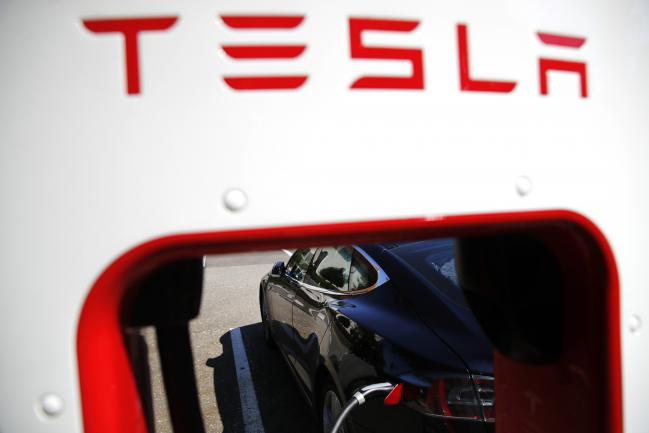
[329,382,397,433]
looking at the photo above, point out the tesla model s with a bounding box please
[259,240,494,433]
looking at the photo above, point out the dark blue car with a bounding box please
[259,240,495,433]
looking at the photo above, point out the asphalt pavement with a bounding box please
[143,251,319,433]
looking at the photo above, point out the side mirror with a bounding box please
[270,261,286,277]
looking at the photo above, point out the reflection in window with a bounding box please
[430,258,458,286]
[287,249,315,282]
[349,251,378,291]
[306,247,352,291]
[393,239,469,308]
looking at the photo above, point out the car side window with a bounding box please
[305,246,353,291]
[349,250,378,291]
[286,248,315,282]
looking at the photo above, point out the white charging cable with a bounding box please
[329,382,396,433]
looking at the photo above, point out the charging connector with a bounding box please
[329,382,397,433]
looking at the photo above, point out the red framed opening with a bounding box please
[77,210,621,433]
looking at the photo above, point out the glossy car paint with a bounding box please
[366,242,494,375]
[260,242,494,432]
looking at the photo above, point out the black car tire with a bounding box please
[320,379,349,433]
[260,288,276,349]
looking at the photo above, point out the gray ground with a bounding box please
[142,251,318,433]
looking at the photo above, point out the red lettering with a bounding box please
[457,24,517,93]
[537,32,586,49]
[80,16,592,98]
[349,18,424,90]
[220,15,304,29]
[537,32,588,98]
[83,17,177,95]
[223,77,308,90]
[220,15,308,90]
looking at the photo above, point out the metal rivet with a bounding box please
[40,394,64,417]
[223,188,248,212]
[629,315,642,334]
[515,175,533,197]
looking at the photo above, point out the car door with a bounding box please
[291,246,354,393]
[267,248,316,362]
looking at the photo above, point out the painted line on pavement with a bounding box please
[230,327,265,433]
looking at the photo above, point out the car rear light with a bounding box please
[402,376,495,422]
[474,376,495,422]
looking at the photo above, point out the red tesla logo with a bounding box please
[82,15,588,98]
[537,32,588,98]
[349,18,424,90]
[220,15,308,90]
[457,24,517,93]
[82,17,177,95]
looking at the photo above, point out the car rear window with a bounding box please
[349,250,378,291]
[392,239,469,308]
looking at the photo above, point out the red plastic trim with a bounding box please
[77,210,622,433]
[384,383,403,406]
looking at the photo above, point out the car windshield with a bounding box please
[390,239,469,309]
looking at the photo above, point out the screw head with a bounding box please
[40,394,64,417]
[223,188,248,212]
[515,175,533,197]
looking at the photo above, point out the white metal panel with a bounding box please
[0,0,648,432]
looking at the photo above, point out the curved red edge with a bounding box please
[76,210,622,433]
